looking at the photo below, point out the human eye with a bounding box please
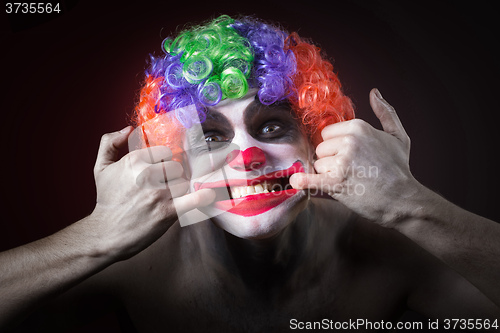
[205,133,229,142]
[260,124,282,134]
[258,122,287,138]
[204,131,230,150]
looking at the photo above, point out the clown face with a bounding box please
[184,91,315,239]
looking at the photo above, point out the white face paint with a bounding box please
[184,91,315,239]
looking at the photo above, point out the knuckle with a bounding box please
[315,141,328,158]
[170,180,189,197]
[171,160,183,172]
[342,134,357,149]
[386,103,397,114]
[100,133,113,144]
[335,155,350,169]
[349,119,370,134]
[321,123,335,139]
[177,181,190,193]
[165,161,183,180]
[349,118,364,128]
[313,159,326,173]
[127,151,142,166]
[136,168,152,187]
[151,145,172,160]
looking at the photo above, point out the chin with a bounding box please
[209,190,308,239]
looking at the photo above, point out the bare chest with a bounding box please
[119,257,408,333]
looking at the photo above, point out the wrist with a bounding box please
[388,180,457,234]
[87,203,162,263]
[383,178,439,228]
[74,209,117,262]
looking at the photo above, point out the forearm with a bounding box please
[0,214,112,329]
[394,182,500,306]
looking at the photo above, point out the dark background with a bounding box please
[1,0,499,331]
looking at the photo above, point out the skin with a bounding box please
[2,90,500,332]
[184,92,313,239]
[292,89,500,307]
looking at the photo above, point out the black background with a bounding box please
[1,0,499,331]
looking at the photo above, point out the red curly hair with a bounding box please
[285,32,354,146]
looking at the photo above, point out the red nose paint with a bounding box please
[226,147,266,171]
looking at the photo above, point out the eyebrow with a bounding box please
[204,97,260,127]
[201,108,234,139]
[243,99,294,123]
[204,109,231,125]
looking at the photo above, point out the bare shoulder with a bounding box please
[310,197,428,285]
[311,196,424,259]
[311,197,499,319]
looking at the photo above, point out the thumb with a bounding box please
[94,126,133,174]
[369,88,409,145]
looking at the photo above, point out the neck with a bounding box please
[222,204,315,290]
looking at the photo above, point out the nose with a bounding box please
[226,147,266,171]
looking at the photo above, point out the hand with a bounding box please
[290,89,420,226]
[90,126,215,260]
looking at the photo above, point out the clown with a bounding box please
[132,15,354,238]
[2,14,499,333]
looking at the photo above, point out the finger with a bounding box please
[132,145,173,165]
[289,172,343,192]
[321,119,375,141]
[173,188,216,216]
[135,161,184,188]
[320,121,351,141]
[313,156,346,176]
[94,126,133,174]
[166,178,190,198]
[369,88,408,143]
[133,177,190,197]
[315,137,344,159]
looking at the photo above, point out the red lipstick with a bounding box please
[214,189,300,217]
[194,161,304,217]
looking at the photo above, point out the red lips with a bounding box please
[194,161,304,217]
[214,189,300,217]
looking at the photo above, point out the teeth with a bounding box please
[230,181,279,199]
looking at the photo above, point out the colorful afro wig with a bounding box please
[133,15,354,157]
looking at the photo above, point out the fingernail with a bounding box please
[374,88,383,100]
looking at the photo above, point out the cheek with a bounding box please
[263,141,315,171]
